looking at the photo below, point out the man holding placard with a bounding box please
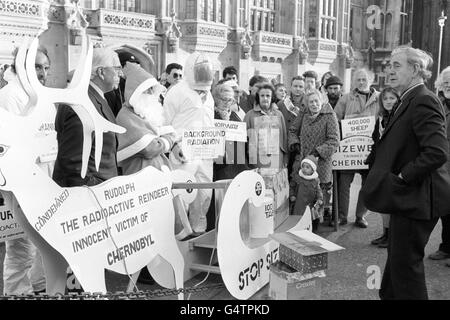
[333,69,379,228]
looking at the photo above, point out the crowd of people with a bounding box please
[0,42,449,300]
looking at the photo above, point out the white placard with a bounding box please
[0,192,25,242]
[332,116,375,170]
[340,116,375,139]
[214,119,247,142]
[181,127,226,160]
[249,196,274,239]
[332,136,374,170]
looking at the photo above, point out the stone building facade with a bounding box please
[349,0,414,89]
[411,0,450,89]
[0,0,424,91]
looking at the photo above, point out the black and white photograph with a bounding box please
[0,0,449,309]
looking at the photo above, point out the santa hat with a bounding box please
[123,62,158,106]
[301,155,318,172]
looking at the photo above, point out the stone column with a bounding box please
[38,0,71,88]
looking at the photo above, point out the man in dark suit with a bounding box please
[361,47,450,300]
[53,47,122,187]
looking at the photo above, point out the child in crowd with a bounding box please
[365,87,400,248]
[289,155,323,233]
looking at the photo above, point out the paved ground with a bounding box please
[1,175,449,300]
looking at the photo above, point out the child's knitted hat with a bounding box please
[301,155,318,172]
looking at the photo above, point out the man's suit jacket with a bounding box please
[361,84,450,220]
[53,85,119,187]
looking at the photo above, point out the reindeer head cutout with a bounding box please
[0,33,126,188]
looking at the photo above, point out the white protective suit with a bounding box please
[163,52,215,233]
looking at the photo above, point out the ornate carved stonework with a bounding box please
[198,26,226,38]
[319,43,337,51]
[84,8,157,43]
[0,0,41,17]
[185,24,195,35]
[164,9,181,53]
[261,35,291,46]
[48,4,65,23]
[252,30,292,62]
[345,45,354,69]
[103,13,153,30]
[240,23,253,59]
[180,21,228,54]
[0,0,49,36]
[293,33,309,64]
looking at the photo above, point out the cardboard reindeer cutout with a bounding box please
[0,33,189,298]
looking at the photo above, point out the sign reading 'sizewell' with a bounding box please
[332,116,375,170]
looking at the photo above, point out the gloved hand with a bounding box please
[310,149,320,158]
[290,143,300,153]
[290,196,297,202]
[172,143,187,163]
[314,199,323,209]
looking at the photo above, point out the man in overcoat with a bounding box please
[361,47,450,300]
[53,47,122,187]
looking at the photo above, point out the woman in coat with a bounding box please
[244,82,288,170]
[289,89,340,217]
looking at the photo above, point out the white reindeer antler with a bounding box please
[16,33,125,178]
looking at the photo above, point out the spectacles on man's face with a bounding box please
[172,72,183,79]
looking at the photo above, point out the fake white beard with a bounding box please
[132,93,164,127]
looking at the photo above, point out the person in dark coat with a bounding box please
[427,66,450,265]
[239,75,268,113]
[365,87,400,248]
[278,76,306,177]
[288,89,339,217]
[53,47,122,187]
[290,155,323,233]
[324,75,343,109]
[361,47,450,300]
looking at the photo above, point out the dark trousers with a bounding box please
[380,214,439,300]
[438,214,450,253]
